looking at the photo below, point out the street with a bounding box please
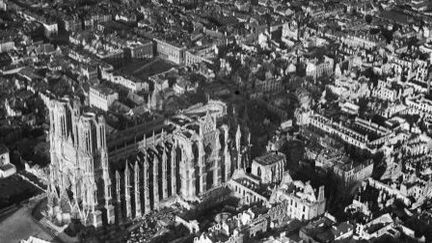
[0,195,56,243]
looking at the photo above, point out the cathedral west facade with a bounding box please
[46,96,246,227]
[47,97,115,227]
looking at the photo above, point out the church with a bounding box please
[46,96,247,227]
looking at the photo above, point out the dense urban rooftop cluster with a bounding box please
[1,0,432,242]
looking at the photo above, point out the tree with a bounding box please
[358,97,369,115]
[324,88,339,102]
[324,171,359,221]
[381,27,394,43]
[365,14,373,24]
[372,152,386,180]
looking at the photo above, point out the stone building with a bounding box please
[127,40,153,59]
[227,152,287,207]
[194,201,293,243]
[306,56,334,80]
[270,173,326,221]
[47,97,114,227]
[333,160,374,183]
[251,152,286,184]
[154,38,185,65]
[228,171,271,206]
[0,144,15,178]
[89,85,118,111]
[46,97,244,227]
[194,208,267,243]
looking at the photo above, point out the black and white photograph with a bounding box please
[1,0,432,242]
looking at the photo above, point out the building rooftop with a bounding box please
[254,152,286,166]
[0,163,15,171]
[90,84,117,96]
[234,176,272,198]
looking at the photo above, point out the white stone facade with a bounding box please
[89,85,118,111]
[47,97,114,227]
[47,98,241,227]
[270,173,326,221]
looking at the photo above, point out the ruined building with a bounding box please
[46,97,247,227]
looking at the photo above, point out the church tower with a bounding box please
[47,96,114,227]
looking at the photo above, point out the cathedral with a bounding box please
[46,96,247,227]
